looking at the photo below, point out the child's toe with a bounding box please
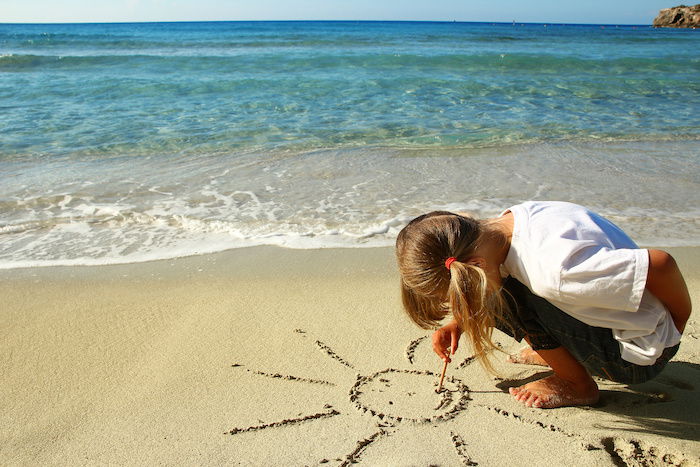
[525,392,540,407]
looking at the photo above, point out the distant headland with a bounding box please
[653,4,700,28]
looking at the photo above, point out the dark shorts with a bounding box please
[497,277,679,385]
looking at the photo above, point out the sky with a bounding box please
[0,0,679,25]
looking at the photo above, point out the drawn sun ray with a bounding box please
[313,339,357,370]
[404,336,476,369]
[404,336,427,364]
[232,365,336,387]
[226,328,680,465]
[338,429,389,467]
[470,403,576,437]
[450,431,478,466]
[226,406,340,435]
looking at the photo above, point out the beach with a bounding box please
[1,19,699,466]
[1,246,698,466]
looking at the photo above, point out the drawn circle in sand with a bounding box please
[349,369,470,424]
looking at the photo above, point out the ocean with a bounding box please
[1,21,699,268]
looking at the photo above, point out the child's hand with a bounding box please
[432,319,463,363]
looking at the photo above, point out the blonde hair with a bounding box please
[395,211,509,372]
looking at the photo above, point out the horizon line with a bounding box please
[0,19,654,27]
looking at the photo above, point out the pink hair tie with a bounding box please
[444,257,457,270]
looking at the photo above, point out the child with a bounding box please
[396,201,691,409]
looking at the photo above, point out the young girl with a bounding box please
[396,201,691,409]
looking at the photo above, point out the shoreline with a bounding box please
[3,230,700,272]
[4,140,699,271]
[1,245,698,465]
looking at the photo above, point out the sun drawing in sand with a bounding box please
[226,329,676,465]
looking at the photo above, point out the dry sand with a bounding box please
[1,246,699,466]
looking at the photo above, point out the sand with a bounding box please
[1,246,699,466]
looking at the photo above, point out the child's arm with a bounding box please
[646,249,692,333]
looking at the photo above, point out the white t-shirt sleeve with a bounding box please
[557,246,649,312]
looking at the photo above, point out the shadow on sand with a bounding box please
[593,360,700,442]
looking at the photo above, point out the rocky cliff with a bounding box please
[653,4,700,28]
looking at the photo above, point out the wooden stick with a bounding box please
[436,357,449,393]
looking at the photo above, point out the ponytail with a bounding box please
[447,260,500,372]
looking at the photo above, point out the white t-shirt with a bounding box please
[501,201,681,365]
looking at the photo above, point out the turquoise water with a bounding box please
[1,21,699,267]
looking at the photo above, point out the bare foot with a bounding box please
[507,347,549,367]
[508,374,599,409]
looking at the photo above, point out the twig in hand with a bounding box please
[437,356,449,393]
